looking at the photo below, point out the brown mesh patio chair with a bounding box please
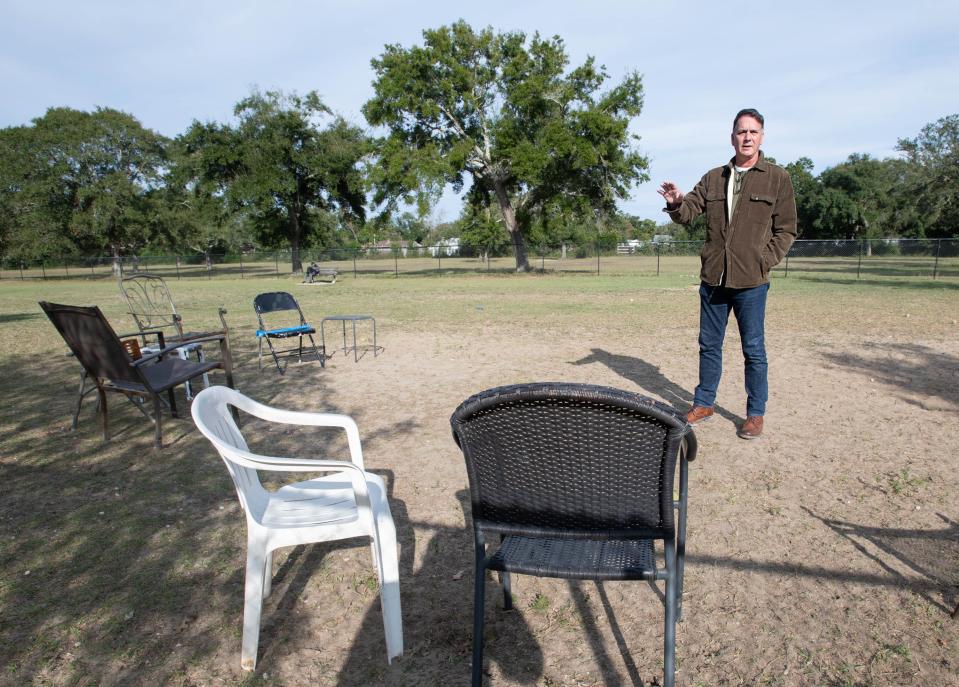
[40,301,235,448]
[450,382,697,687]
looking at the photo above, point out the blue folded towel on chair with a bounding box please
[255,325,313,337]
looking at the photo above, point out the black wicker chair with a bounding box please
[450,382,697,687]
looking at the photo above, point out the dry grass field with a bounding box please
[1,269,957,686]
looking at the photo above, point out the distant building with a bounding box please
[370,240,422,257]
[430,237,460,257]
[617,239,644,254]
[652,234,673,245]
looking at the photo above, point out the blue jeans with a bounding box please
[693,282,769,417]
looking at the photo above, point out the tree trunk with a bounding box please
[492,180,531,272]
[290,213,303,273]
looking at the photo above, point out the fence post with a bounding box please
[438,249,442,273]
[596,242,600,275]
[857,240,863,279]
[64,257,69,277]
[20,263,25,280]
[275,252,280,278]
[541,245,545,272]
[41,261,46,280]
[784,250,790,278]
[239,256,244,279]
[394,251,398,277]
[175,256,181,280]
[933,239,941,279]
[656,242,661,277]
[353,252,357,279]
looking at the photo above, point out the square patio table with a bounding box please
[321,315,382,362]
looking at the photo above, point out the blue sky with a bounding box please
[2,1,957,222]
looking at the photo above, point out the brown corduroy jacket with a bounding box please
[667,153,797,288]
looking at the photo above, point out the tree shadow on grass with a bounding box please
[788,272,959,290]
[818,342,959,410]
[570,347,743,425]
[0,349,419,685]
[0,312,42,324]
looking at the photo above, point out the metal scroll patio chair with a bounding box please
[40,301,235,449]
[253,291,324,373]
[450,382,697,687]
[119,273,231,400]
[190,386,403,671]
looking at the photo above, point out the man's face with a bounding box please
[731,115,764,163]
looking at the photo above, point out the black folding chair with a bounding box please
[450,382,697,687]
[253,292,324,373]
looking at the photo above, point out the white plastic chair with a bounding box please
[190,386,403,671]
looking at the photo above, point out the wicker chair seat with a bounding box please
[489,535,656,581]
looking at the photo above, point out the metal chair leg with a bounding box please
[472,541,487,687]
[663,540,677,687]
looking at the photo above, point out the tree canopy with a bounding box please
[897,114,959,238]
[178,90,370,271]
[0,107,167,262]
[363,21,649,271]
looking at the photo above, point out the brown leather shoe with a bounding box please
[685,406,714,425]
[738,416,764,439]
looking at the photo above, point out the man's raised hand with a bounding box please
[658,181,684,207]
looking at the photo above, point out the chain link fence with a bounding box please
[2,239,957,281]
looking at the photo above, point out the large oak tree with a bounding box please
[363,21,649,271]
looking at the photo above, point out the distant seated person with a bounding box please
[302,261,336,284]
[304,262,321,283]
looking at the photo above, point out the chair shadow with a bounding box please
[570,348,743,425]
[802,507,959,615]
[571,581,647,687]
[335,487,544,685]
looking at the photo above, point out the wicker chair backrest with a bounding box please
[451,383,691,541]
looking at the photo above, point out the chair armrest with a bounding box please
[175,328,228,343]
[681,431,698,462]
[218,447,375,514]
[120,327,167,347]
[130,332,227,365]
[227,396,365,469]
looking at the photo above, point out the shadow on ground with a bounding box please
[803,508,959,615]
[819,342,959,411]
[570,347,743,425]
[0,349,421,685]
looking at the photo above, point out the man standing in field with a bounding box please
[658,108,797,439]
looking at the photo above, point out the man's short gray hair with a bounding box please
[733,108,764,130]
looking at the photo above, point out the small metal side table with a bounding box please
[321,315,382,362]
